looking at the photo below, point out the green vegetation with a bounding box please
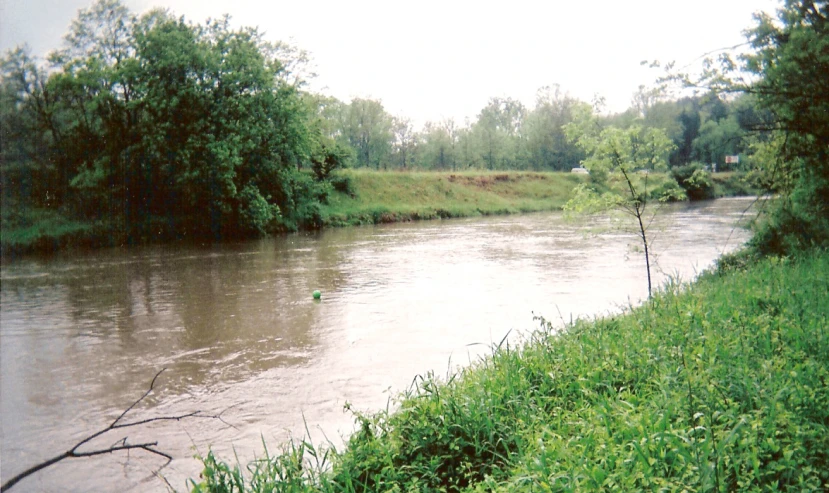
[191,250,829,492]
[675,0,829,256]
[0,168,752,255]
[318,170,587,227]
[1,0,334,253]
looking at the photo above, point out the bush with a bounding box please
[671,163,715,200]
[328,173,356,197]
[311,143,352,181]
[649,178,687,202]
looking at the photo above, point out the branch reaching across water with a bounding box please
[1,368,228,492]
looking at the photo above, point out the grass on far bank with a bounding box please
[0,205,111,254]
[192,249,829,492]
[319,169,757,228]
[318,170,590,226]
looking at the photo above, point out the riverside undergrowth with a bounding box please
[191,251,829,492]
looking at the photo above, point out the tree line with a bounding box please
[1,0,813,247]
[312,86,766,174]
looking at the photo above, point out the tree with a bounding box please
[391,115,415,169]
[564,105,678,298]
[471,97,527,170]
[668,0,829,254]
[1,0,321,242]
[419,120,454,170]
[0,47,59,208]
[342,98,393,169]
[524,85,585,171]
[743,1,829,252]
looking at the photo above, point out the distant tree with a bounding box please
[673,106,701,165]
[693,116,743,169]
[441,118,459,171]
[391,116,415,169]
[342,98,393,169]
[418,120,454,170]
[524,85,585,170]
[631,84,664,119]
[471,97,526,169]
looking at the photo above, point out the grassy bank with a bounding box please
[1,170,756,256]
[192,250,829,492]
[318,170,589,227]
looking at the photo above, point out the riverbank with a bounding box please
[318,170,589,226]
[320,169,754,226]
[1,170,756,257]
[193,248,829,492]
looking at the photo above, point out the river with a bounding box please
[0,198,754,492]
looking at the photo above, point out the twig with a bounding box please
[1,368,221,492]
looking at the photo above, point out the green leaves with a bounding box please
[0,0,323,240]
[564,105,677,296]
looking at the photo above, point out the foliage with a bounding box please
[671,162,715,200]
[311,143,352,181]
[745,1,829,254]
[0,0,319,246]
[669,0,829,255]
[564,104,677,297]
[193,251,829,492]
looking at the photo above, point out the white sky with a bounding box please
[1,0,778,128]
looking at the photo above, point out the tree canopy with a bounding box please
[1,1,324,242]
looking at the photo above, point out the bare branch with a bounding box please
[0,369,218,492]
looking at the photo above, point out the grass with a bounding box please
[191,249,829,492]
[318,170,590,227]
[712,172,762,198]
[0,205,113,257]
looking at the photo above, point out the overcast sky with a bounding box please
[1,0,778,127]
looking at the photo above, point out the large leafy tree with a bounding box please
[1,0,317,241]
[745,0,829,252]
[524,85,585,171]
[678,0,829,252]
[471,97,527,170]
[342,98,393,169]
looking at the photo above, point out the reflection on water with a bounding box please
[0,198,753,492]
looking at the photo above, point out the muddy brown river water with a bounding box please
[0,198,754,492]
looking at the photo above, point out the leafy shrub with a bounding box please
[328,173,355,197]
[649,178,687,202]
[671,163,715,200]
[311,143,352,181]
[238,185,280,235]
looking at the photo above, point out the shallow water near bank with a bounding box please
[0,198,754,492]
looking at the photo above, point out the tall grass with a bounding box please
[192,250,829,492]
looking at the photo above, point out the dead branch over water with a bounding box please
[1,369,227,492]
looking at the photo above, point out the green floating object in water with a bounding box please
[313,290,321,300]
